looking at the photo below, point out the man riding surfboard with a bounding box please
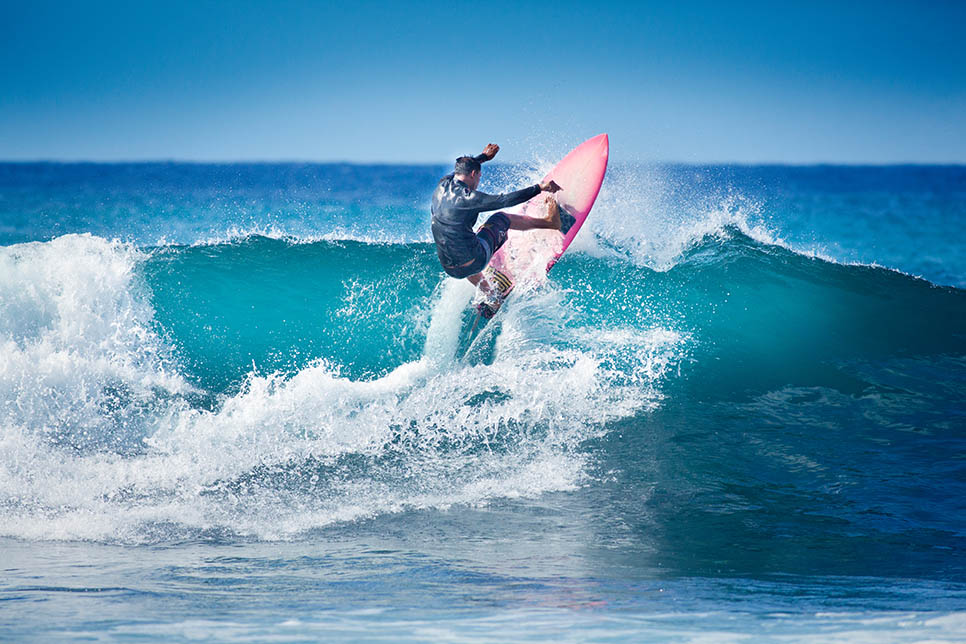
[430,143,562,292]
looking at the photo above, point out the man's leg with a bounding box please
[502,195,560,231]
[467,200,558,293]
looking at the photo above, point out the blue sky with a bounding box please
[1,0,963,163]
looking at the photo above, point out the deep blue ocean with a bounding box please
[1,159,965,642]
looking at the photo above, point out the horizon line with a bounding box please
[1,158,964,168]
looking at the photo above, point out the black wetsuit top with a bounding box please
[430,174,540,271]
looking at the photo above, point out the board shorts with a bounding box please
[442,212,511,279]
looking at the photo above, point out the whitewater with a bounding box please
[1,160,965,642]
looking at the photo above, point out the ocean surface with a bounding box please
[1,158,965,642]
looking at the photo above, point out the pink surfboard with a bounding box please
[478,133,609,314]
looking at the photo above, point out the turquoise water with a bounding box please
[1,162,965,641]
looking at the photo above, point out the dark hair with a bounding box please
[454,156,482,175]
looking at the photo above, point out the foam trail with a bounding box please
[422,278,475,365]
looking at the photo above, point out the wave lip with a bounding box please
[170,225,431,249]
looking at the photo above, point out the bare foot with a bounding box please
[543,194,561,230]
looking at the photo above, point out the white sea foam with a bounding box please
[0,234,684,542]
[0,234,190,440]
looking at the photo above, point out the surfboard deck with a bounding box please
[461,134,609,359]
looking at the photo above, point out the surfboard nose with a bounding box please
[596,134,609,163]
[592,133,609,157]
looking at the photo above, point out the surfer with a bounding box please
[431,143,562,289]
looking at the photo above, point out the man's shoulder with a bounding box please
[433,174,452,197]
[438,175,473,199]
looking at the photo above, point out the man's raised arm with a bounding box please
[472,143,500,164]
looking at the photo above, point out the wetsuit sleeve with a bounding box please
[461,184,541,213]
